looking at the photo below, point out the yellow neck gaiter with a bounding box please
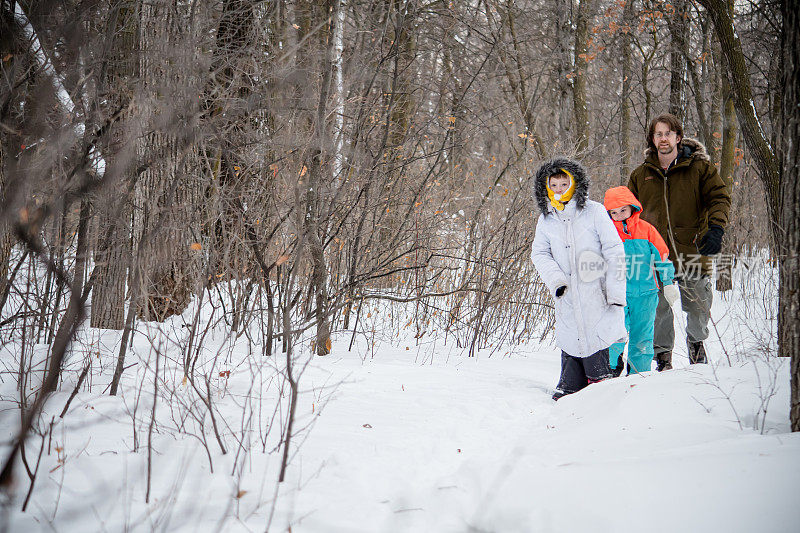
[546,168,576,211]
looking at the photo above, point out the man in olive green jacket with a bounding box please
[628,113,731,371]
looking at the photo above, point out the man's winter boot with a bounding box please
[655,351,672,372]
[688,341,708,364]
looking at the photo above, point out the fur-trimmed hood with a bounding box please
[533,157,590,216]
[644,137,710,162]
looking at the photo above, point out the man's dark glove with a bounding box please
[698,225,724,255]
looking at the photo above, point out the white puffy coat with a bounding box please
[531,198,628,358]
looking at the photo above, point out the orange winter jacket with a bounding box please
[603,186,675,294]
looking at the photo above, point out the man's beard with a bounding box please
[657,143,675,154]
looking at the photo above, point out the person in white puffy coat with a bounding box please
[530,158,628,400]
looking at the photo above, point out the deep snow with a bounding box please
[2,267,799,532]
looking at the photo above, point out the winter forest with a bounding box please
[0,0,799,531]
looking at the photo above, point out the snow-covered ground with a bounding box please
[2,265,799,532]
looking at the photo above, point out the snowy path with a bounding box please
[273,345,800,533]
[5,283,800,532]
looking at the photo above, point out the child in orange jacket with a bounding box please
[604,186,680,374]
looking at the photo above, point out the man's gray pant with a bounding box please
[653,276,713,353]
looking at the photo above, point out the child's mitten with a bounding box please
[664,283,680,307]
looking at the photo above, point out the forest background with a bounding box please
[0,0,799,528]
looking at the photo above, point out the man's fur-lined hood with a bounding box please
[533,157,590,215]
[644,137,710,162]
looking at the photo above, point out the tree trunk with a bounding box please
[779,0,800,431]
[136,1,205,322]
[668,0,689,122]
[0,138,12,303]
[295,0,336,355]
[700,1,797,425]
[715,81,737,292]
[201,0,257,284]
[619,0,635,181]
[573,0,594,153]
[641,47,654,129]
[684,5,712,147]
[709,17,723,166]
[554,0,572,141]
[90,0,140,330]
[90,205,130,329]
[702,0,780,295]
[333,0,346,183]
[712,7,738,293]
[442,9,466,174]
[700,0,780,220]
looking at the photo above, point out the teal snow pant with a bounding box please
[609,290,659,374]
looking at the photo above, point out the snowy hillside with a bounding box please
[2,270,799,533]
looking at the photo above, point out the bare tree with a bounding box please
[573,0,597,153]
[90,0,139,330]
[779,0,800,431]
[667,0,689,121]
[699,0,779,220]
[619,0,637,180]
[697,0,799,431]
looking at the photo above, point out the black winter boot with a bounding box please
[688,341,708,364]
[655,351,672,372]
